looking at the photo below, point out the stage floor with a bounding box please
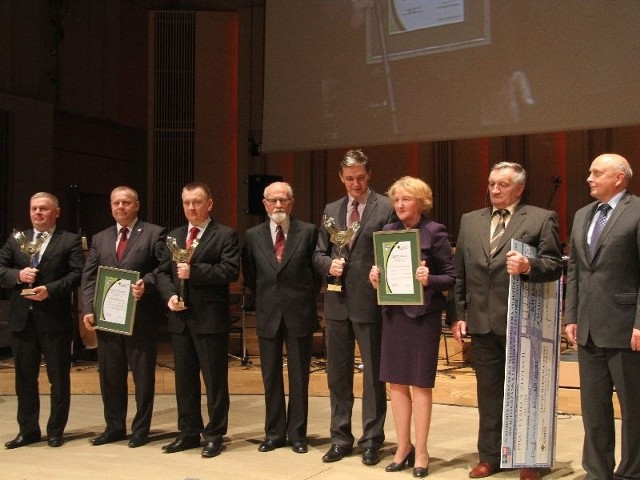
[0,393,602,480]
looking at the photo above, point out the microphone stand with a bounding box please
[546,176,562,209]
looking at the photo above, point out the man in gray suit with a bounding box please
[82,186,166,448]
[565,153,640,480]
[313,149,394,466]
[452,162,563,480]
[242,181,320,454]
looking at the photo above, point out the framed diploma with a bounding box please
[93,266,139,335]
[373,229,423,305]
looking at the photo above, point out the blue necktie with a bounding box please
[590,203,611,257]
[31,232,44,267]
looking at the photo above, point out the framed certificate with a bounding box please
[94,266,139,335]
[373,229,423,305]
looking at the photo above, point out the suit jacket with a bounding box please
[157,219,240,334]
[0,228,84,332]
[565,192,640,348]
[242,218,321,338]
[382,217,455,319]
[313,190,395,323]
[81,221,167,334]
[454,203,563,335]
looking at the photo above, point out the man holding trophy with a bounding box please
[157,182,240,458]
[0,192,84,449]
[313,149,394,466]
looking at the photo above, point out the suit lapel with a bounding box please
[118,221,144,263]
[256,222,279,270]
[189,222,213,262]
[476,208,492,257]
[280,219,302,267]
[347,192,377,252]
[591,193,630,260]
[583,202,598,261]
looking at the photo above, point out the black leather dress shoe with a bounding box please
[258,439,285,452]
[322,444,353,463]
[47,435,64,448]
[91,432,126,446]
[128,435,148,448]
[5,433,40,449]
[290,441,308,454]
[162,436,201,453]
[201,441,223,458]
[361,447,381,465]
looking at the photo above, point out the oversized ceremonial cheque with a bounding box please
[373,229,423,305]
[93,266,139,335]
[501,239,562,468]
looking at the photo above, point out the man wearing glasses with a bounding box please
[242,181,321,454]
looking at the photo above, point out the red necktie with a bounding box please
[186,226,199,249]
[116,227,128,260]
[349,200,360,227]
[275,225,285,263]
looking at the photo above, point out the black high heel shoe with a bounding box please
[413,466,429,478]
[385,446,415,472]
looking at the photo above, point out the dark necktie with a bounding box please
[590,203,612,257]
[349,200,360,227]
[275,225,285,263]
[116,227,128,261]
[31,232,44,267]
[490,209,509,256]
[186,226,199,249]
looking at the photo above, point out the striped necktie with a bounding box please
[490,209,509,256]
[590,203,612,257]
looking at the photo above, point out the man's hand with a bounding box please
[18,267,38,284]
[631,328,640,351]
[83,314,96,332]
[451,320,467,346]
[506,250,531,275]
[26,285,49,301]
[565,324,577,345]
[176,262,191,280]
[131,279,144,300]
[168,295,187,312]
[329,258,346,277]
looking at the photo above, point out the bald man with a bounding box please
[565,153,640,480]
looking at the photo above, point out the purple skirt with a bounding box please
[379,307,442,388]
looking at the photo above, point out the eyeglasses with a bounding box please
[264,198,292,205]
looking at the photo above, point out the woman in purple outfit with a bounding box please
[370,176,455,478]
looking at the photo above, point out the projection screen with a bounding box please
[263,0,640,153]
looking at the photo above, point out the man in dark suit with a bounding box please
[81,186,166,448]
[313,149,394,466]
[565,153,640,480]
[0,192,84,449]
[242,181,320,454]
[157,182,240,458]
[452,162,563,480]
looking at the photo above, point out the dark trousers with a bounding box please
[470,332,506,465]
[579,339,640,480]
[11,318,72,438]
[97,328,158,437]
[172,327,229,443]
[258,322,313,443]
[325,318,386,449]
